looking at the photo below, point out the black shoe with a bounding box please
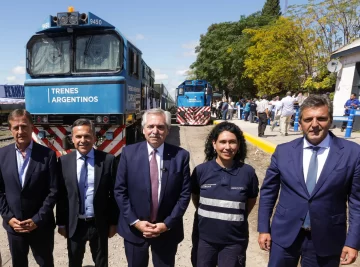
[341,128,344,132]
[285,133,288,136]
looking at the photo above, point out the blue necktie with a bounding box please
[303,146,320,229]
[79,155,88,215]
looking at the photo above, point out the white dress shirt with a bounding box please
[303,134,331,183]
[15,140,33,187]
[280,96,295,116]
[147,142,164,201]
[274,100,283,116]
[76,149,95,218]
[257,99,269,113]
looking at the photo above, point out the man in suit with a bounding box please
[57,118,119,267]
[115,108,191,267]
[0,109,57,266]
[258,95,360,266]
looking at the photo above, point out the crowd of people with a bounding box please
[212,91,339,138]
[0,95,359,267]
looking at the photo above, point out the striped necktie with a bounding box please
[150,149,159,222]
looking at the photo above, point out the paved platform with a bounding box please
[214,119,360,154]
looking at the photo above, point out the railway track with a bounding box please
[0,137,12,142]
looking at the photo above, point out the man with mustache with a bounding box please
[57,118,118,267]
[258,95,360,266]
[115,108,191,267]
[0,109,57,267]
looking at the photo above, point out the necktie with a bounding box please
[150,149,159,222]
[303,146,320,229]
[79,155,88,215]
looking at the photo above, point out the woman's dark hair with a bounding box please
[204,121,247,162]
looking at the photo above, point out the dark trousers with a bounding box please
[244,111,249,121]
[222,110,228,120]
[258,113,268,136]
[268,229,340,267]
[124,238,178,267]
[68,219,108,267]
[249,111,256,123]
[191,211,199,267]
[7,228,54,267]
[341,114,355,130]
[197,238,248,267]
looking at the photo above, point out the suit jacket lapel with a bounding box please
[94,150,103,196]
[8,146,21,189]
[311,134,343,197]
[67,151,79,197]
[290,138,309,198]
[140,142,151,200]
[159,143,170,206]
[22,143,38,190]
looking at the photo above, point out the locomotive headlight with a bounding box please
[42,116,48,123]
[59,15,68,25]
[96,116,103,123]
[68,14,78,25]
[57,12,79,26]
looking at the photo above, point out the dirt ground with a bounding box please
[0,125,358,266]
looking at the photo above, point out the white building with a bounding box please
[331,39,360,129]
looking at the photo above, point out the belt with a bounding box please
[78,217,95,222]
[301,227,311,232]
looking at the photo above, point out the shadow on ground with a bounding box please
[166,125,180,147]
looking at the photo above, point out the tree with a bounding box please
[287,0,360,55]
[190,12,271,97]
[244,17,329,95]
[262,0,281,18]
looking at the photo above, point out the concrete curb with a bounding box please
[213,120,276,154]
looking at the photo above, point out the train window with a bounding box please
[194,85,204,92]
[27,35,71,76]
[75,33,122,73]
[128,48,140,78]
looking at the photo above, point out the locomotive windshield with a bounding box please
[28,36,71,75]
[27,32,123,76]
[185,85,205,92]
[76,34,121,72]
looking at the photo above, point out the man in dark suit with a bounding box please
[258,95,360,266]
[0,109,57,267]
[56,118,119,267]
[115,108,191,267]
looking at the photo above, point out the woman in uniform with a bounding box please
[191,121,259,267]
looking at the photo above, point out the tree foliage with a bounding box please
[287,0,360,54]
[244,17,330,95]
[190,12,271,97]
[262,0,281,18]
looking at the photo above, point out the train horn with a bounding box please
[80,13,87,23]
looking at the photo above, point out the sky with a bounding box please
[0,0,308,99]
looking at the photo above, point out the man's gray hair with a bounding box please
[299,95,333,123]
[71,118,96,136]
[286,91,292,96]
[141,108,171,129]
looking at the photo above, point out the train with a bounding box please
[176,80,213,125]
[24,7,173,157]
